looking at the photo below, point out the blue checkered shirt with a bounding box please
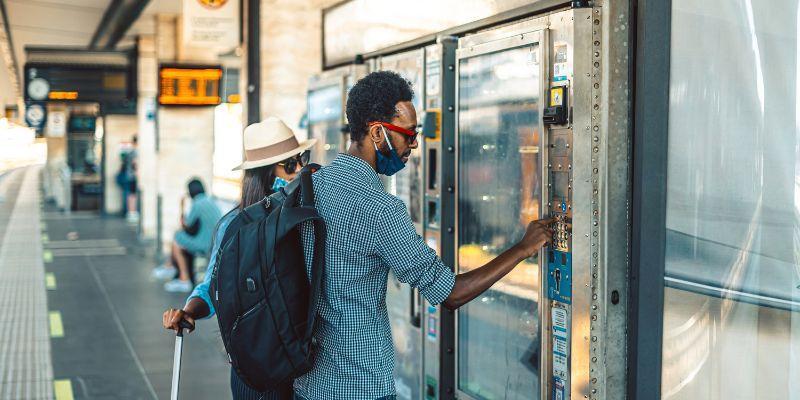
[295,154,455,400]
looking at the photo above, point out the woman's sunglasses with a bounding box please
[277,150,310,174]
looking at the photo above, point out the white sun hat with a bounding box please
[233,117,317,171]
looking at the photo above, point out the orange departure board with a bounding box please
[158,65,223,106]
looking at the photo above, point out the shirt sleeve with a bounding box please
[185,200,201,226]
[185,210,235,318]
[375,199,455,306]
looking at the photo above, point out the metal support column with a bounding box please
[246,0,260,125]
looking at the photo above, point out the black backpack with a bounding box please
[208,165,326,391]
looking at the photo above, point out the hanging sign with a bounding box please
[182,0,239,50]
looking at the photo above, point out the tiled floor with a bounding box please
[0,166,231,399]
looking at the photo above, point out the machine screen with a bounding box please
[457,44,542,399]
[308,84,343,166]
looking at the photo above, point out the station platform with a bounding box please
[0,166,231,400]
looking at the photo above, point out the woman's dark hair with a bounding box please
[240,164,277,209]
[187,178,205,198]
[346,71,414,143]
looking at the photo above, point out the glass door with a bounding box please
[456,35,543,399]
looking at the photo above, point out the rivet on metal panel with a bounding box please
[592,305,597,310]
[592,294,597,300]
[447,146,454,152]
[447,106,454,112]
[592,356,597,362]
[447,227,453,233]
[593,125,599,131]
[448,65,454,71]
[593,147,599,153]
[591,315,597,321]
[592,336,597,342]
[592,231,598,237]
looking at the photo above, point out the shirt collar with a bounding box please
[331,154,384,191]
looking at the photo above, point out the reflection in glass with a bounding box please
[663,1,800,399]
[308,84,343,166]
[457,45,541,399]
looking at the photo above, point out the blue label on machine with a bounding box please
[553,376,566,400]
[547,250,572,304]
[426,305,438,341]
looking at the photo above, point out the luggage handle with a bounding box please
[176,319,193,337]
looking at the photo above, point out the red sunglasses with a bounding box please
[368,122,419,144]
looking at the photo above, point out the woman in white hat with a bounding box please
[162,117,316,400]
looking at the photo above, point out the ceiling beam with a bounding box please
[89,0,150,50]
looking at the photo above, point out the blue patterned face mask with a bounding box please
[272,176,289,192]
[374,126,406,176]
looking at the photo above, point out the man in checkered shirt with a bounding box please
[294,71,554,400]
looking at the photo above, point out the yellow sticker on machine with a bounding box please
[550,87,565,107]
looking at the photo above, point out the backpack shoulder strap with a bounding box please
[300,164,320,207]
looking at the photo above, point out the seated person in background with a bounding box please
[153,178,222,293]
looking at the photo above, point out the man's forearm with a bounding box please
[443,244,530,310]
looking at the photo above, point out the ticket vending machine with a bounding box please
[374,37,458,400]
[307,65,367,166]
[454,9,594,400]
[375,48,426,400]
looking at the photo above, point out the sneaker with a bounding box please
[164,279,193,293]
[151,265,176,280]
[126,211,140,223]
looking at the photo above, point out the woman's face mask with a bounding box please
[272,176,289,192]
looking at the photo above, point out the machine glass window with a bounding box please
[662,1,800,398]
[456,44,542,399]
[308,84,343,166]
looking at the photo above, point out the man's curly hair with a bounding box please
[346,71,414,143]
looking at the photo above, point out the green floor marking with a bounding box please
[49,311,64,338]
[46,273,56,290]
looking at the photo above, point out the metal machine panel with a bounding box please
[454,29,545,400]
[420,37,457,400]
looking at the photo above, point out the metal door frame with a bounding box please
[453,25,547,400]
[628,0,671,399]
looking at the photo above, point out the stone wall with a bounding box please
[258,0,340,140]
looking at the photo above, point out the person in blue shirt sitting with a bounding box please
[162,117,316,400]
[154,178,223,293]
